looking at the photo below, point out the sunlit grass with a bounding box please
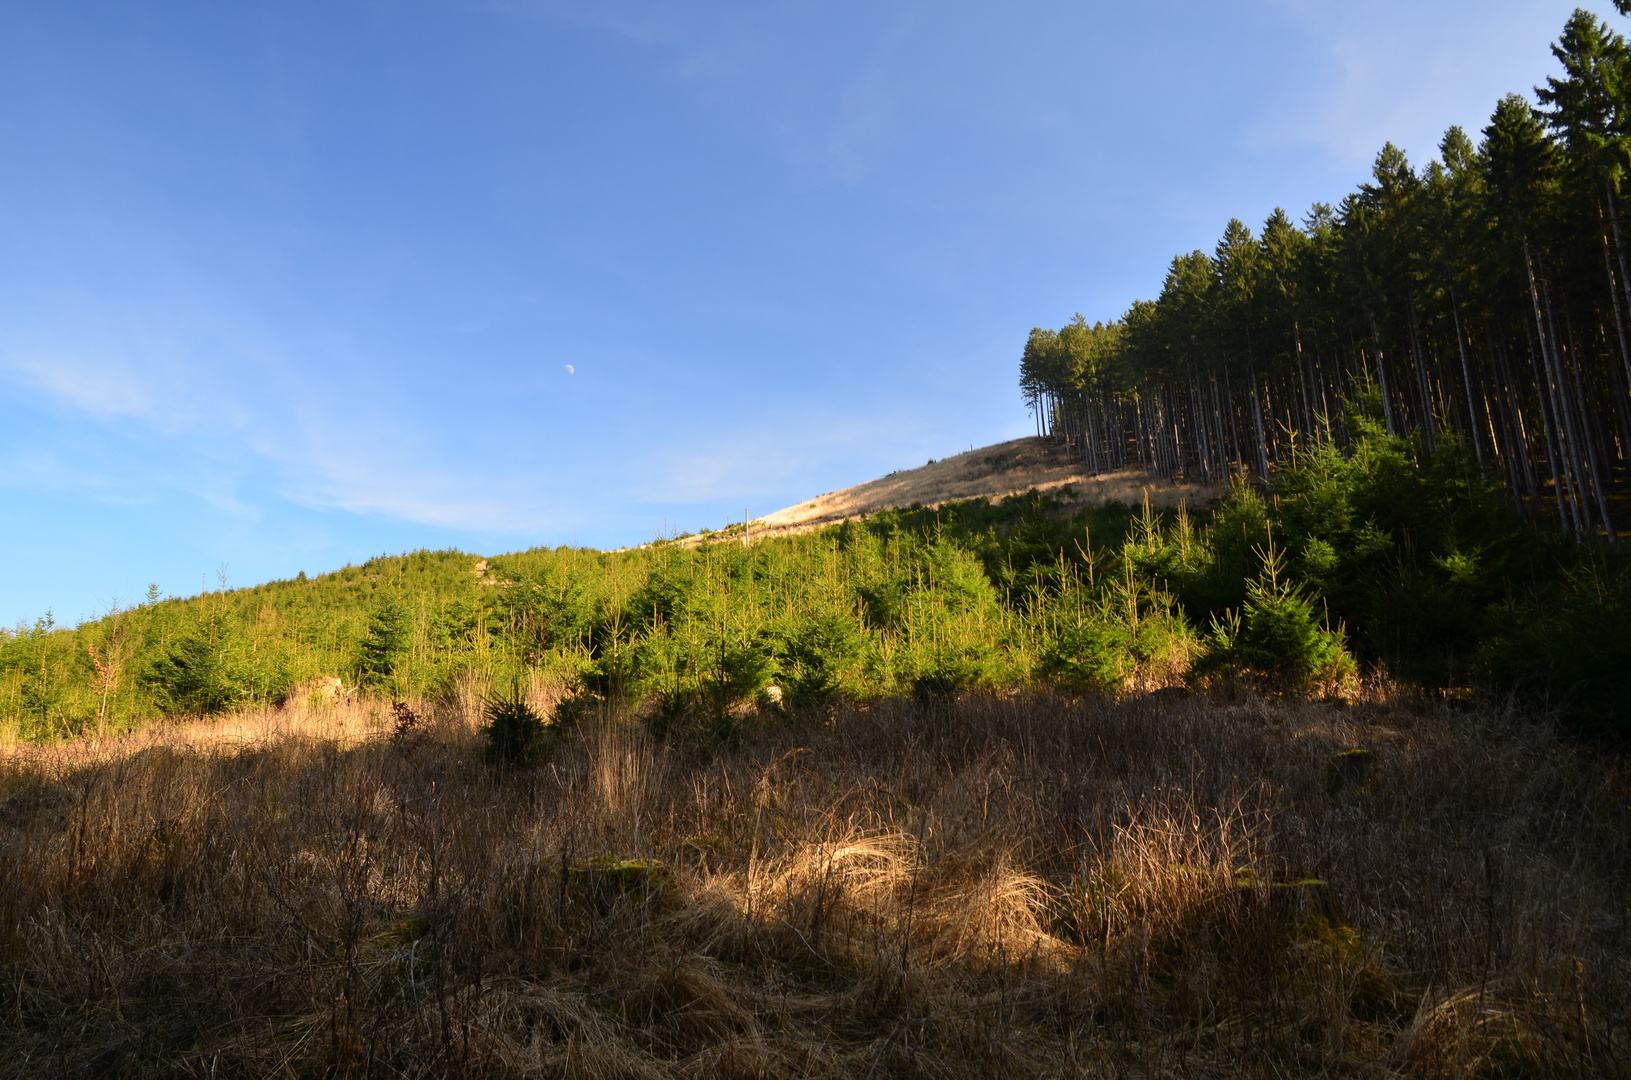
[0,685,1621,1076]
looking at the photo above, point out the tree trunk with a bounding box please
[1522,244,1576,534]
[1447,283,1483,463]
[1406,295,1437,453]
[1563,307,1617,542]
[1367,318,1396,436]
[1605,181,1631,344]
[1539,273,1594,533]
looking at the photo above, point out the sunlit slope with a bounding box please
[751,436,1218,540]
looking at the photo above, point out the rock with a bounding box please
[289,675,347,714]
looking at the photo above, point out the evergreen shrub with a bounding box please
[357,591,412,689]
[482,694,554,766]
[1197,544,1354,691]
[141,616,257,716]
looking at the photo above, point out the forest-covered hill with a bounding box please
[1019,7,1631,545]
[7,8,1631,744]
[3,410,1624,741]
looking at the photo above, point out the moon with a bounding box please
[564,364,575,375]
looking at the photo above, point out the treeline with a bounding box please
[3,415,1627,739]
[1021,7,1631,540]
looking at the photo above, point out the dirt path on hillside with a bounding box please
[727,437,1219,544]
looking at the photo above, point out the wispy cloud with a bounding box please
[1256,0,1580,166]
[0,444,111,495]
[5,353,159,420]
[520,0,921,185]
[0,300,258,437]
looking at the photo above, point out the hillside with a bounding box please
[3,416,1624,740]
[2,426,1627,1080]
[10,5,1631,1072]
[747,436,1218,541]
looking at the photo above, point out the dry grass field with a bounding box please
[0,685,1625,1078]
[744,438,1219,542]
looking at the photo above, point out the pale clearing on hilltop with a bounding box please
[746,436,1219,541]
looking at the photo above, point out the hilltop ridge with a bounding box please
[744,436,1218,541]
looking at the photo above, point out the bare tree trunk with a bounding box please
[1596,223,1631,461]
[1539,273,1594,533]
[1191,378,1212,483]
[1201,378,1213,480]
[1605,182,1631,342]
[1496,331,1539,500]
[1446,283,1483,463]
[1563,307,1617,543]
[1528,332,1572,530]
[1407,294,1437,453]
[1367,318,1396,436]
[1522,245,1576,534]
[1599,208,1631,405]
[1314,348,1333,443]
[1089,391,1099,474]
[1220,367,1242,479]
[1294,322,1316,445]
[1207,375,1223,479]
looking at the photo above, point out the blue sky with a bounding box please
[0,0,1591,625]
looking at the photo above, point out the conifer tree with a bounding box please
[1016,9,1631,541]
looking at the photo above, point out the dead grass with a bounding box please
[736,437,1220,543]
[0,687,1625,1077]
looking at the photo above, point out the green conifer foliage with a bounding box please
[482,693,554,766]
[1198,541,1355,691]
[1016,8,1631,549]
[357,591,412,689]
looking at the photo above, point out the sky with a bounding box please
[0,0,1595,626]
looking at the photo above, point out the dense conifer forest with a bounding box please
[1021,7,1631,544]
